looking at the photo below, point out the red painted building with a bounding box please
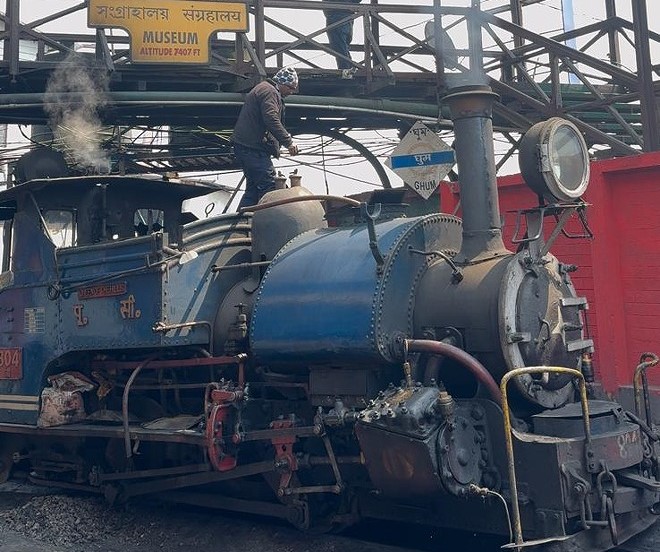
[440,152,660,400]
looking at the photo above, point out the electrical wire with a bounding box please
[320,135,330,195]
[275,157,382,188]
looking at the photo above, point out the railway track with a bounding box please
[3,479,655,552]
[0,480,458,552]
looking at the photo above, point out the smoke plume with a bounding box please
[43,52,111,173]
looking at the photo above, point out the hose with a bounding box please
[406,339,502,406]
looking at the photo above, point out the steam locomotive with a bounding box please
[0,85,657,552]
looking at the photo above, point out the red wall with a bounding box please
[439,152,660,392]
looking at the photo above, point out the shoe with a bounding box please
[341,68,357,79]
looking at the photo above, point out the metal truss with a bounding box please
[0,0,656,175]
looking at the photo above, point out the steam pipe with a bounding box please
[0,92,444,124]
[406,339,502,406]
[443,85,507,261]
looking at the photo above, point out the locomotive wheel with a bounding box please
[285,493,359,534]
[264,471,358,534]
[286,497,312,531]
[285,495,337,534]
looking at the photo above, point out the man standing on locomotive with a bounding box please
[232,67,300,210]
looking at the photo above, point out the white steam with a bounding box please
[44,53,111,173]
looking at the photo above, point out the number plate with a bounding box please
[0,348,22,379]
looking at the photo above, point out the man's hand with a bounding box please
[288,143,299,155]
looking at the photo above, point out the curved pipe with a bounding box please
[406,339,502,406]
[122,356,156,461]
[634,352,659,426]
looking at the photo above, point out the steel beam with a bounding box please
[631,0,659,151]
[469,2,485,78]
[254,0,266,64]
[605,0,621,66]
[3,0,19,80]
[508,0,525,81]
[433,0,446,91]
[480,11,639,88]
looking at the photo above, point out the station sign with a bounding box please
[386,121,455,199]
[88,0,249,64]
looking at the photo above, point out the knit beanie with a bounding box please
[273,67,298,89]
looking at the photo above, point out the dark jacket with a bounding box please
[231,78,293,157]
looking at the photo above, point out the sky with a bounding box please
[5,1,657,208]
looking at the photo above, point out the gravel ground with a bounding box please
[3,481,657,552]
[0,482,422,552]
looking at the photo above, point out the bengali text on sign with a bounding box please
[88,0,249,64]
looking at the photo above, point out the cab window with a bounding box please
[134,208,164,236]
[43,209,76,248]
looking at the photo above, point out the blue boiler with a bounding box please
[250,213,461,366]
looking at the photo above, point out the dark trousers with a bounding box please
[327,21,354,69]
[233,143,276,210]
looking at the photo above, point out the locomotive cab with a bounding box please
[0,174,211,249]
[0,174,236,424]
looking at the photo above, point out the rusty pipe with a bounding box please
[405,339,502,406]
[122,356,157,461]
[634,352,659,427]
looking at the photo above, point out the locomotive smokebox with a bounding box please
[415,86,591,409]
[443,85,507,262]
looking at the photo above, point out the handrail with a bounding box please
[2,2,647,90]
[500,366,590,548]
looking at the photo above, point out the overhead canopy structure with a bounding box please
[0,0,657,176]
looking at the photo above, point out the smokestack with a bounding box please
[443,85,507,262]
